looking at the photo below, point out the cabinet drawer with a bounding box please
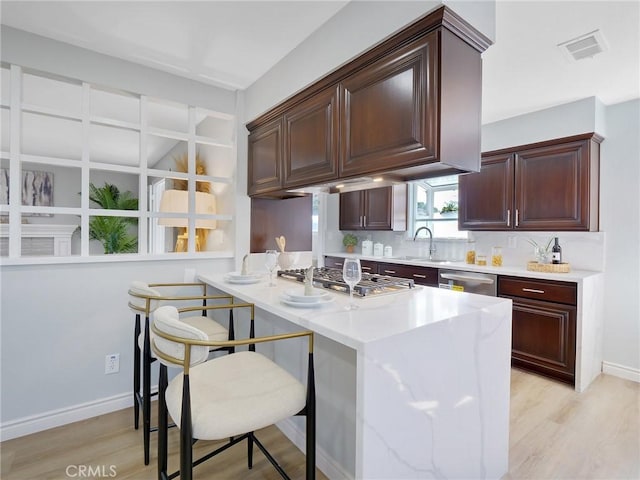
[499,276,577,305]
[360,260,378,274]
[324,256,378,274]
[324,256,345,269]
[377,262,438,287]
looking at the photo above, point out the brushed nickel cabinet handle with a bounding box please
[515,209,520,227]
[362,266,372,271]
[522,288,544,294]
[335,262,343,267]
[384,269,396,274]
[412,274,427,278]
[507,209,511,227]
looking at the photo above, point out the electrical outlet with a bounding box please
[105,353,120,374]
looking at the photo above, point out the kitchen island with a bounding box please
[198,271,512,479]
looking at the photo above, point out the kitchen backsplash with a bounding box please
[325,230,605,272]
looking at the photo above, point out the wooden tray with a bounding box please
[526,261,570,273]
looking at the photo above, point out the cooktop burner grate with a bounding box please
[277,267,415,297]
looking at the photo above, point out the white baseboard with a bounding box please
[0,392,133,442]
[603,361,640,383]
[276,418,353,480]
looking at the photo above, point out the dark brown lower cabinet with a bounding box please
[499,276,577,385]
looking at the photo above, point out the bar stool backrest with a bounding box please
[152,305,210,368]
[129,281,163,314]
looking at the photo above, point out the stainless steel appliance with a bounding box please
[438,269,497,296]
[278,267,415,297]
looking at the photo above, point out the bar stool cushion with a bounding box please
[164,350,306,440]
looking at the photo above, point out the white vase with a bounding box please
[278,252,295,270]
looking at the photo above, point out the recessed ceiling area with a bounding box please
[0,0,350,90]
[1,1,639,124]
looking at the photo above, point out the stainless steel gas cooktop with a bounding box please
[277,267,415,297]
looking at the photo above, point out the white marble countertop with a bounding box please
[197,271,511,351]
[324,251,602,282]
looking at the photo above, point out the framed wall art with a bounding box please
[0,168,54,215]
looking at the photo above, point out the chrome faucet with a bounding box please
[413,226,436,259]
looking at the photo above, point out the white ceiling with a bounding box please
[1,0,639,124]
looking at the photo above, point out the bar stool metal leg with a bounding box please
[143,313,152,465]
[133,313,141,430]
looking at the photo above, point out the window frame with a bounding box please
[407,177,466,240]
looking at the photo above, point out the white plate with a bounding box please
[224,272,262,284]
[226,271,261,280]
[284,288,331,303]
[280,295,334,308]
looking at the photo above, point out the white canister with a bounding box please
[373,242,384,257]
[384,245,393,257]
[361,239,373,256]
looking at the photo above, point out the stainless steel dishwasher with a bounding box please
[438,269,498,296]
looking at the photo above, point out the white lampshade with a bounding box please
[158,190,217,229]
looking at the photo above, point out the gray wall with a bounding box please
[600,99,640,372]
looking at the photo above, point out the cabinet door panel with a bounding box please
[284,87,339,188]
[339,191,364,230]
[363,187,392,230]
[247,118,282,196]
[509,296,576,384]
[515,139,592,230]
[340,33,437,177]
[458,153,514,230]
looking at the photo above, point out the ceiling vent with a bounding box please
[558,30,608,62]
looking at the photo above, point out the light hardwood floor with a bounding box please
[1,369,638,479]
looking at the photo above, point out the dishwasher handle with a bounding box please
[439,272,495,285]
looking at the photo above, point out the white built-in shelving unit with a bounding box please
[0,64,236,264]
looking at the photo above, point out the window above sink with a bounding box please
[408,176,467,240]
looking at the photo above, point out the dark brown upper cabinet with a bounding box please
[247,117,283,197]
[459,133,602,231]
[246,6,491,198]
[283,86,339,189]
[339,185,407,231]
[339,33,438,177]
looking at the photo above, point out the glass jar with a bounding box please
[491,246,503,267]
[465,241,476,265]
[476,254,487,266]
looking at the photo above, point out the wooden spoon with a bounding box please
[279,236,286,252]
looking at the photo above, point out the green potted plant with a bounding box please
[342,233,358,253]
[440,201,458,216]
[88,182,139,254]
